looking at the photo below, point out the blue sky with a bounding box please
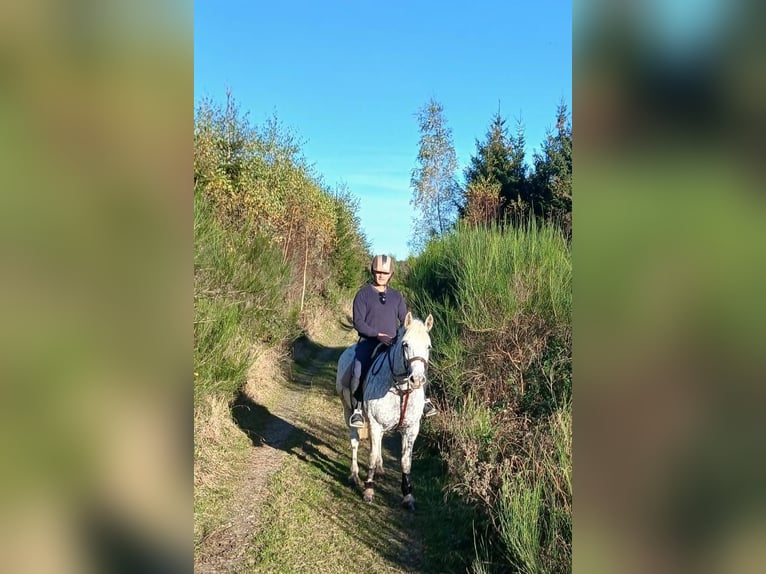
[195,1,571,260]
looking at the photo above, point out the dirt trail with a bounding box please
[195,337,339,574]
[194,318,458,573]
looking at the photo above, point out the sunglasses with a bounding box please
[373,270,391,276]
[378,292,386,305]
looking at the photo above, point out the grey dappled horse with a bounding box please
[336,312,433,510]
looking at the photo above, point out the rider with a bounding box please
[348,254,437,428]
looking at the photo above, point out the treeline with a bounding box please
[410,99,572,251]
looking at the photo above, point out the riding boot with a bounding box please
[349,377,365,428]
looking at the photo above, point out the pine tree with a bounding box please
[529,101,572,227]
[409,98,459,252]
[463,112,529,225]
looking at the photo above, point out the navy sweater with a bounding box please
[352,283,407,339]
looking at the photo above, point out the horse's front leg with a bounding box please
[364,422,383,503]
[345,403,361,488]
[349,428,361,488]
[400,426,419,511]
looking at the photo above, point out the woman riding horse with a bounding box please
[337,311,434,509]
[347,254,436,428]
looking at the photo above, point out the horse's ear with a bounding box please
[404,311,413,328]
[424,314,433,332]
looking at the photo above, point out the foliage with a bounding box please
[464,113,528,225]
[410,98,460,252]
[401,220,571,573]
[463,176,503,227]
[457,103,572,233]
[194,186,297,404]
[194,92,369,310]
[329,184,370,290]
[529,100,572,231]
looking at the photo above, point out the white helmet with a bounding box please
[370,254,394,275]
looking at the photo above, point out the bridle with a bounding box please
[388,334,429,391]
[366,328,431,430]
[368,332,429,387]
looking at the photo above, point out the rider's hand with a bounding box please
[376,333,393,346]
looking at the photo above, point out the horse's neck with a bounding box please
[390,339,406,376]
[368,341,402,391]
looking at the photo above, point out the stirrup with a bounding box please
[349,409,365,428]
[423,400,437,418]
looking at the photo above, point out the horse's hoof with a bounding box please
[363,489,374,503]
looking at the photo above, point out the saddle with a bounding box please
[353,342,389,402]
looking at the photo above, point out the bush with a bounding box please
[401,220,571,573]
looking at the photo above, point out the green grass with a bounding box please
[194,185,300,552]
[498,471,544,574]
[401,220,572,573]
[245,344,482,574]
[194,186,298,404]
[493,406,572,574]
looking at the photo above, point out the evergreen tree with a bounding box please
[409,98,459,252]
[463,112,529,224]
[529,101,572,226]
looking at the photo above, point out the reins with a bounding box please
[366,328,430,431]
[397,391,411,430]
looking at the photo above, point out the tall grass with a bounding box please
[194,186,301,547]
[495,404,572,574]
[402,220,572,573]
[194,93,371,551]
[406,220,571,408]
[194,187,297,404]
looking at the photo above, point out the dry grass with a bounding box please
[194,392,249,547]
[244,343,287,409]
[194,395,242,491]
[194,341,287,549]
[298,296,356,348]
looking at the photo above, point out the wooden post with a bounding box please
[300,236,308,312]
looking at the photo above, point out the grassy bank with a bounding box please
[194,187,297,549]
[194,93,369,552]
[401,221,572,573]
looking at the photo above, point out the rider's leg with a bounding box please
[348,356,365,427]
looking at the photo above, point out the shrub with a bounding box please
[401,220,571,572]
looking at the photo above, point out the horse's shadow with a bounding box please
[230,389,349,484]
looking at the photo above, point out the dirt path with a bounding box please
[195,320,474,573]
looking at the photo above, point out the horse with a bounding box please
[336,311,433,510]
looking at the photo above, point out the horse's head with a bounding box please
[398,311,434,388]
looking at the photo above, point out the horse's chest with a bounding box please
[368,390,425,429]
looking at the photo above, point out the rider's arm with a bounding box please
[352,289,378,339]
